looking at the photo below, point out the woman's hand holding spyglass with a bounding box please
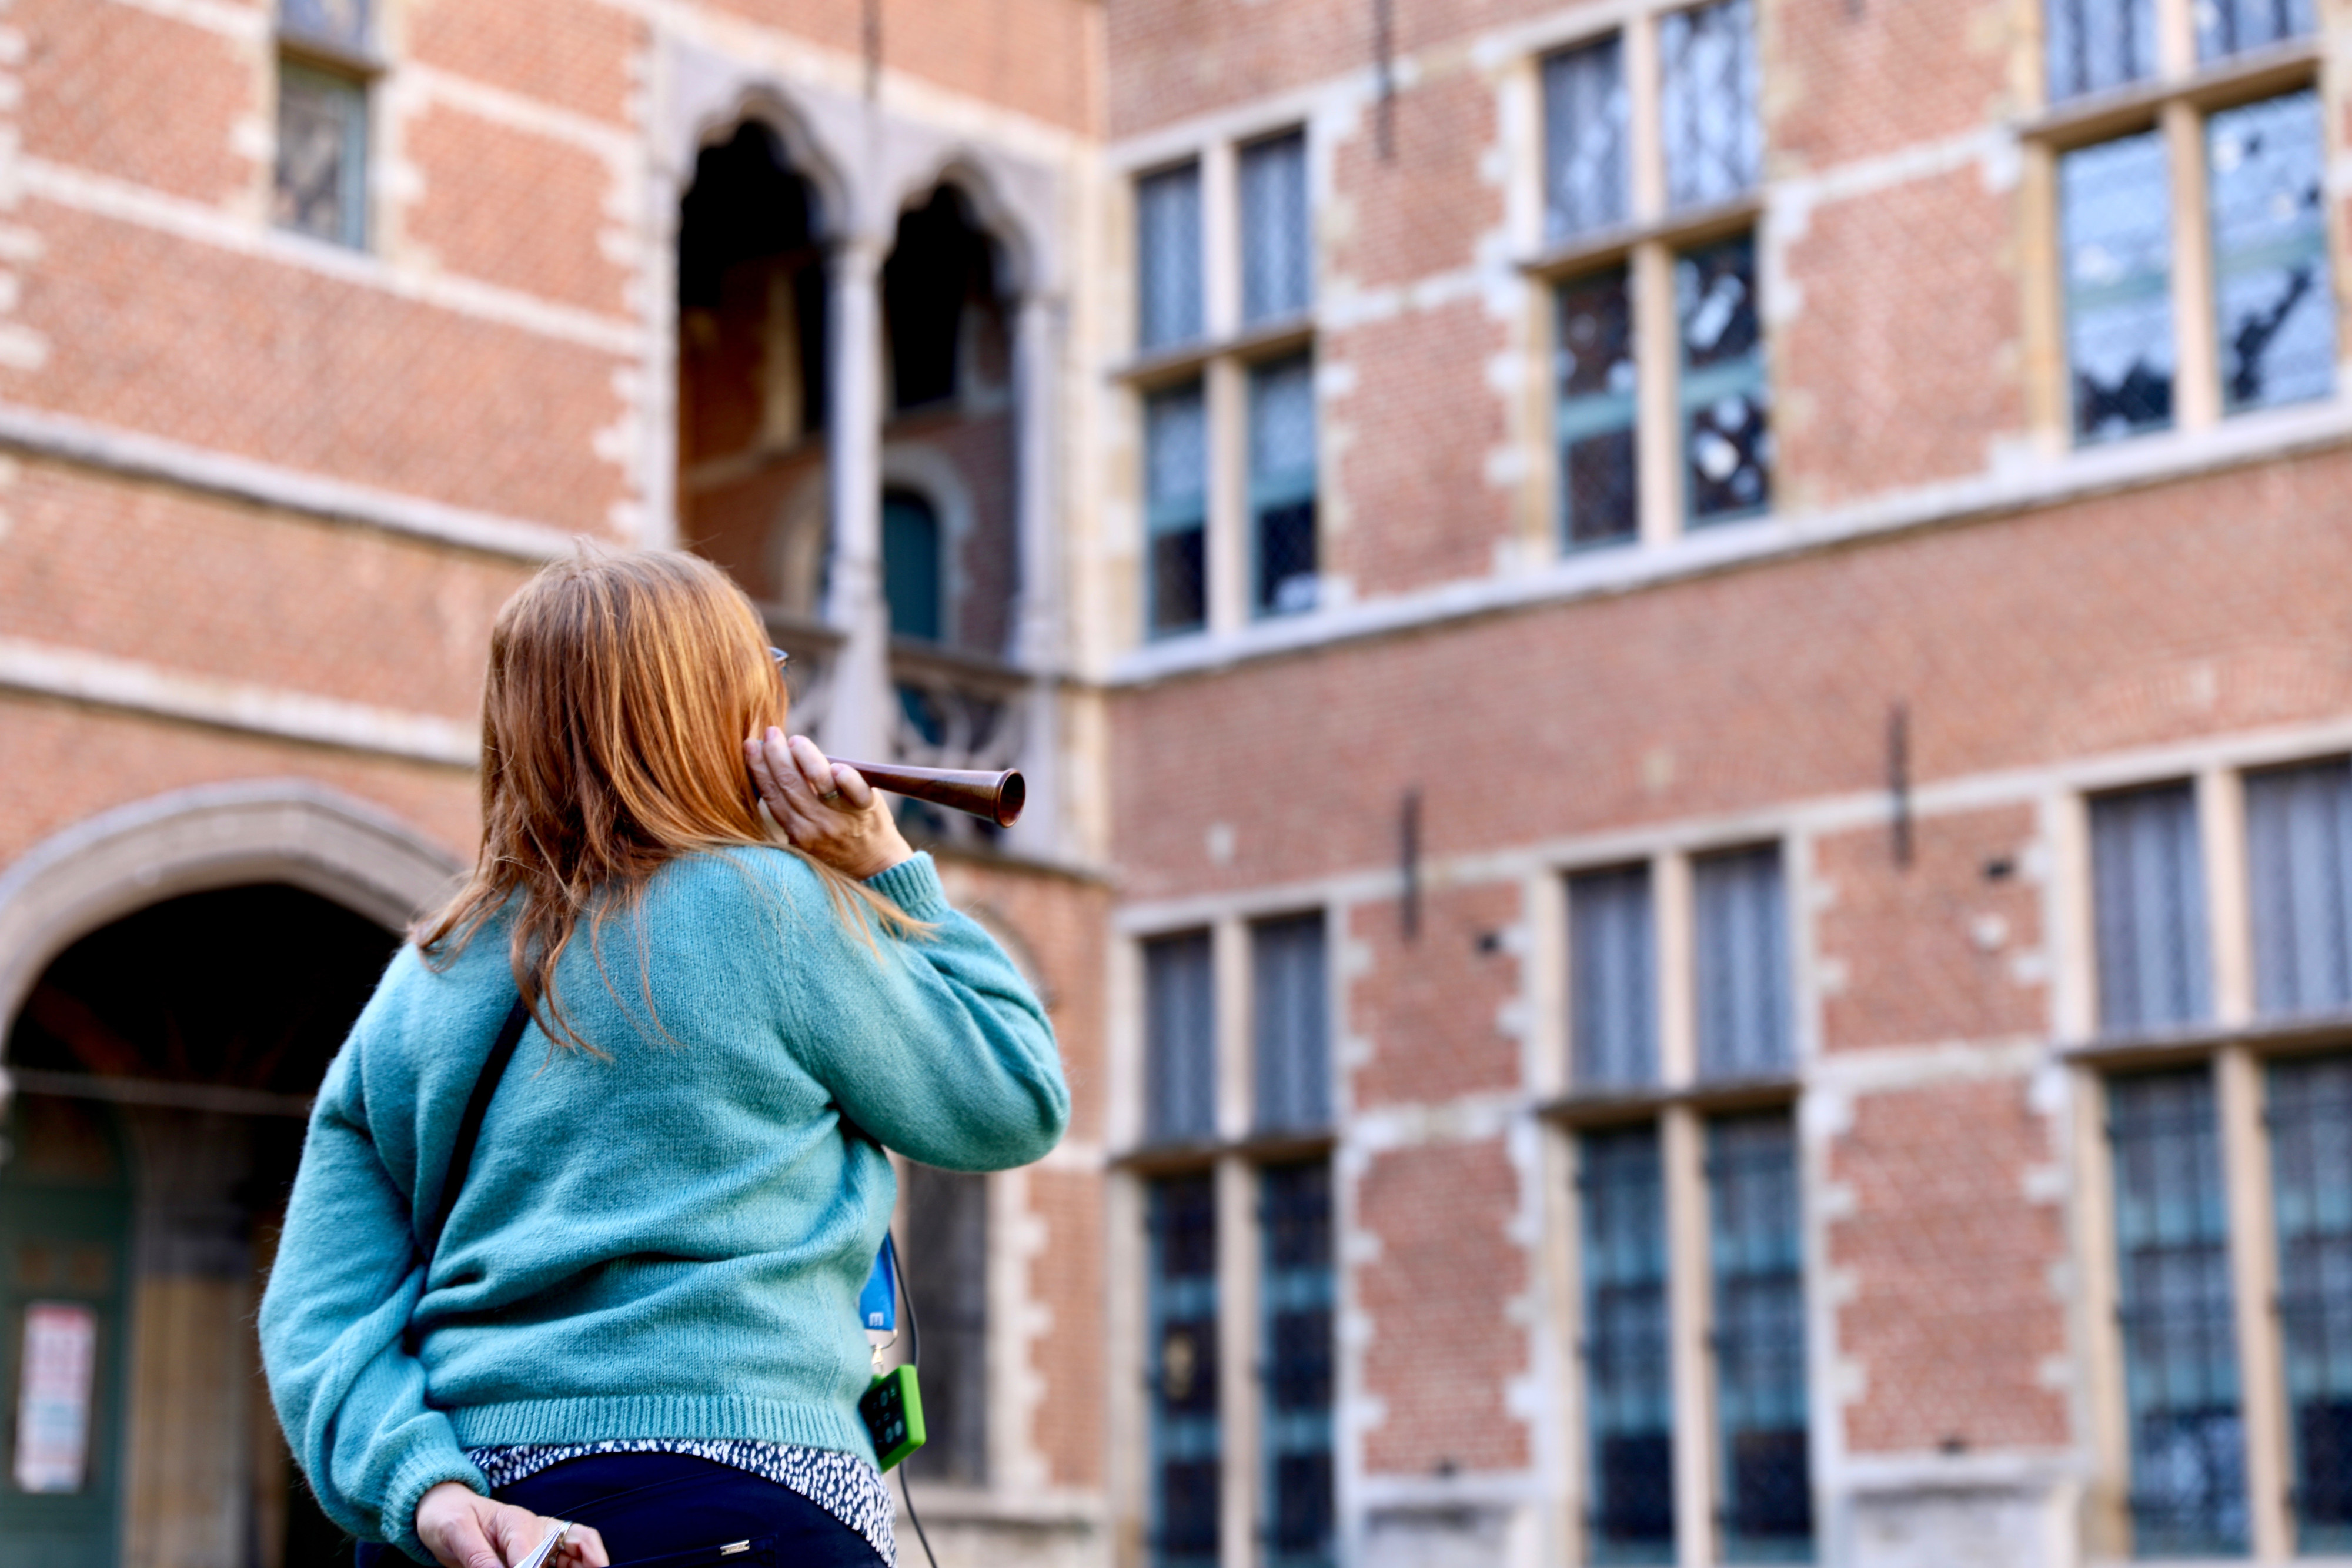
[745,728,917,881]
[416,1481,608,1568]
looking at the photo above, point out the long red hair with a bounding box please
[416,550,918,1051]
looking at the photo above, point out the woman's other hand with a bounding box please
[416,1481,609,1568]
[745,728,916,882]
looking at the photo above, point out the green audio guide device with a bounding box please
[860,1363,926,1471]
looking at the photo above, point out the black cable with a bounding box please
[893,1229,939,1568]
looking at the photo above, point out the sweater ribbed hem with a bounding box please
[865,854,951,922]
[448,1396,876,1468]
[383,1446,490,1564]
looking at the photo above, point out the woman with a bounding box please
[260,551,1068,1568]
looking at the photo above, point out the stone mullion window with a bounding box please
[1258,1160,1335,1568]
[272,0,380,251]
[1147,1170,1224,1568]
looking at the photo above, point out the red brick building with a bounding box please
[3,1,2350,1566]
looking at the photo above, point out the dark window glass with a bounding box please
[1694,845,1789,1079]
[1542,35,1631,240]
[2046,0,2158,100]
[1146,382,1209,637]
[1580,1126,1674,1563]
[2091,784,2210,1035]
[1556,269,1639,549]
[2195,0,2314,61]
[274,64,367,249]
[1241,132,1311,325]
[881,491,944,643]
[2110,1070,2246,1556]
[1676,234,1770,524]
[1250,355,1318,617]
[1661,0,1760,210]
[1139,165,1204,351]
[1145,931,1216,1144]
[2247,760,2352,1019]
[1260,1162,1334,1568]
[1252,914,1328,1134]
[2209,91,2335,414]
[1150,1174,1220,1568]
[2269,1054,2352,1552]
[2062,132,2175,444]
[903,1164,987,1486]
[1709,1113,1812,1561]
[1571,864,1655,1088]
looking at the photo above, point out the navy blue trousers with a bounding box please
[355,1452,886,1568]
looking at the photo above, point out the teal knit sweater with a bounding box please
[258,850,1066,1562]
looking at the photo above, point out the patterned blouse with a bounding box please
[467,1439,896,1566]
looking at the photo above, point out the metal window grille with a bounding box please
[1661,0,1760,211]
[1145,931,1217,1143]
[1708,1113,1812,1561]
[1571,864,1656,1089]
[904,1163,988,1486]
[2091,784,2210,1035]
[1556,269,1639,549]
[280,0,370,51]
[1253,914,1329,1134]
[2109,1070,2248,1555]
[1676,233,1770,525]
[2209,91,2336,413]
[1138,164,1204,352]
[1542,36,1631,241]
[1260,1162,1335,1568]
[1149,1174,1221,1568]
[2195,0,2313,62]
[1241,132,1312,326]
[274,64,368,249]
[2267,1054,2352,1551]
[1579,1127,1675,1563]
[1250,355,1318,618]
[2248,760,2352,1019]
[2046,0,2158,100]
[1694,845,1790,1079]
[2062,132,2176,443]
[1146,382,1210,638]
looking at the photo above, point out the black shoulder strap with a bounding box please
[427,998,532,1253]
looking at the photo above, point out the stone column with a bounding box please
[824,233,891,764]
[1008,290,1064,857]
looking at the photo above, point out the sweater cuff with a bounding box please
[865,852,952,922]
[384,1446,489,1564]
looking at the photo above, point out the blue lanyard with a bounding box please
[859,1233,899,1348]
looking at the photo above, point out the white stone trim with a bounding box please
[0,637,478,768]
[0,401,580,560]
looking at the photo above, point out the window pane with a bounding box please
[1145,931,1216,1142]
[2110,1070,2246,1556]
[2269,1054,2352,1552]
[1695,845,1789,1078]
[1146,383,1209,637]
[1242,132,1311,325]
[2062,132,2175,443]
[1150,1174,1220,1568]
[274,65,366,249]
[2046,0,2159,99]
[1581,1127,1674,1563]
[2091,784,2210,1034]
[1677,233,1770,524]
[1571,864,1655,1088]
[881,492,943,642]
[280,0,369,51]
[1557,269,1639,549]
[2195,0,2314,61]
[1544,35,1631,240]
[903,1164,987,1485]
[1138,165,1204,351]
[1250,355,1318,617]
[1253,914,1329,1133]
[1261,1162,1335,1568]
[1661,0,1760,210]
[2247,760,2352,1019]
[1709,1113,1812,1561]
[2209,91,2335,413]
